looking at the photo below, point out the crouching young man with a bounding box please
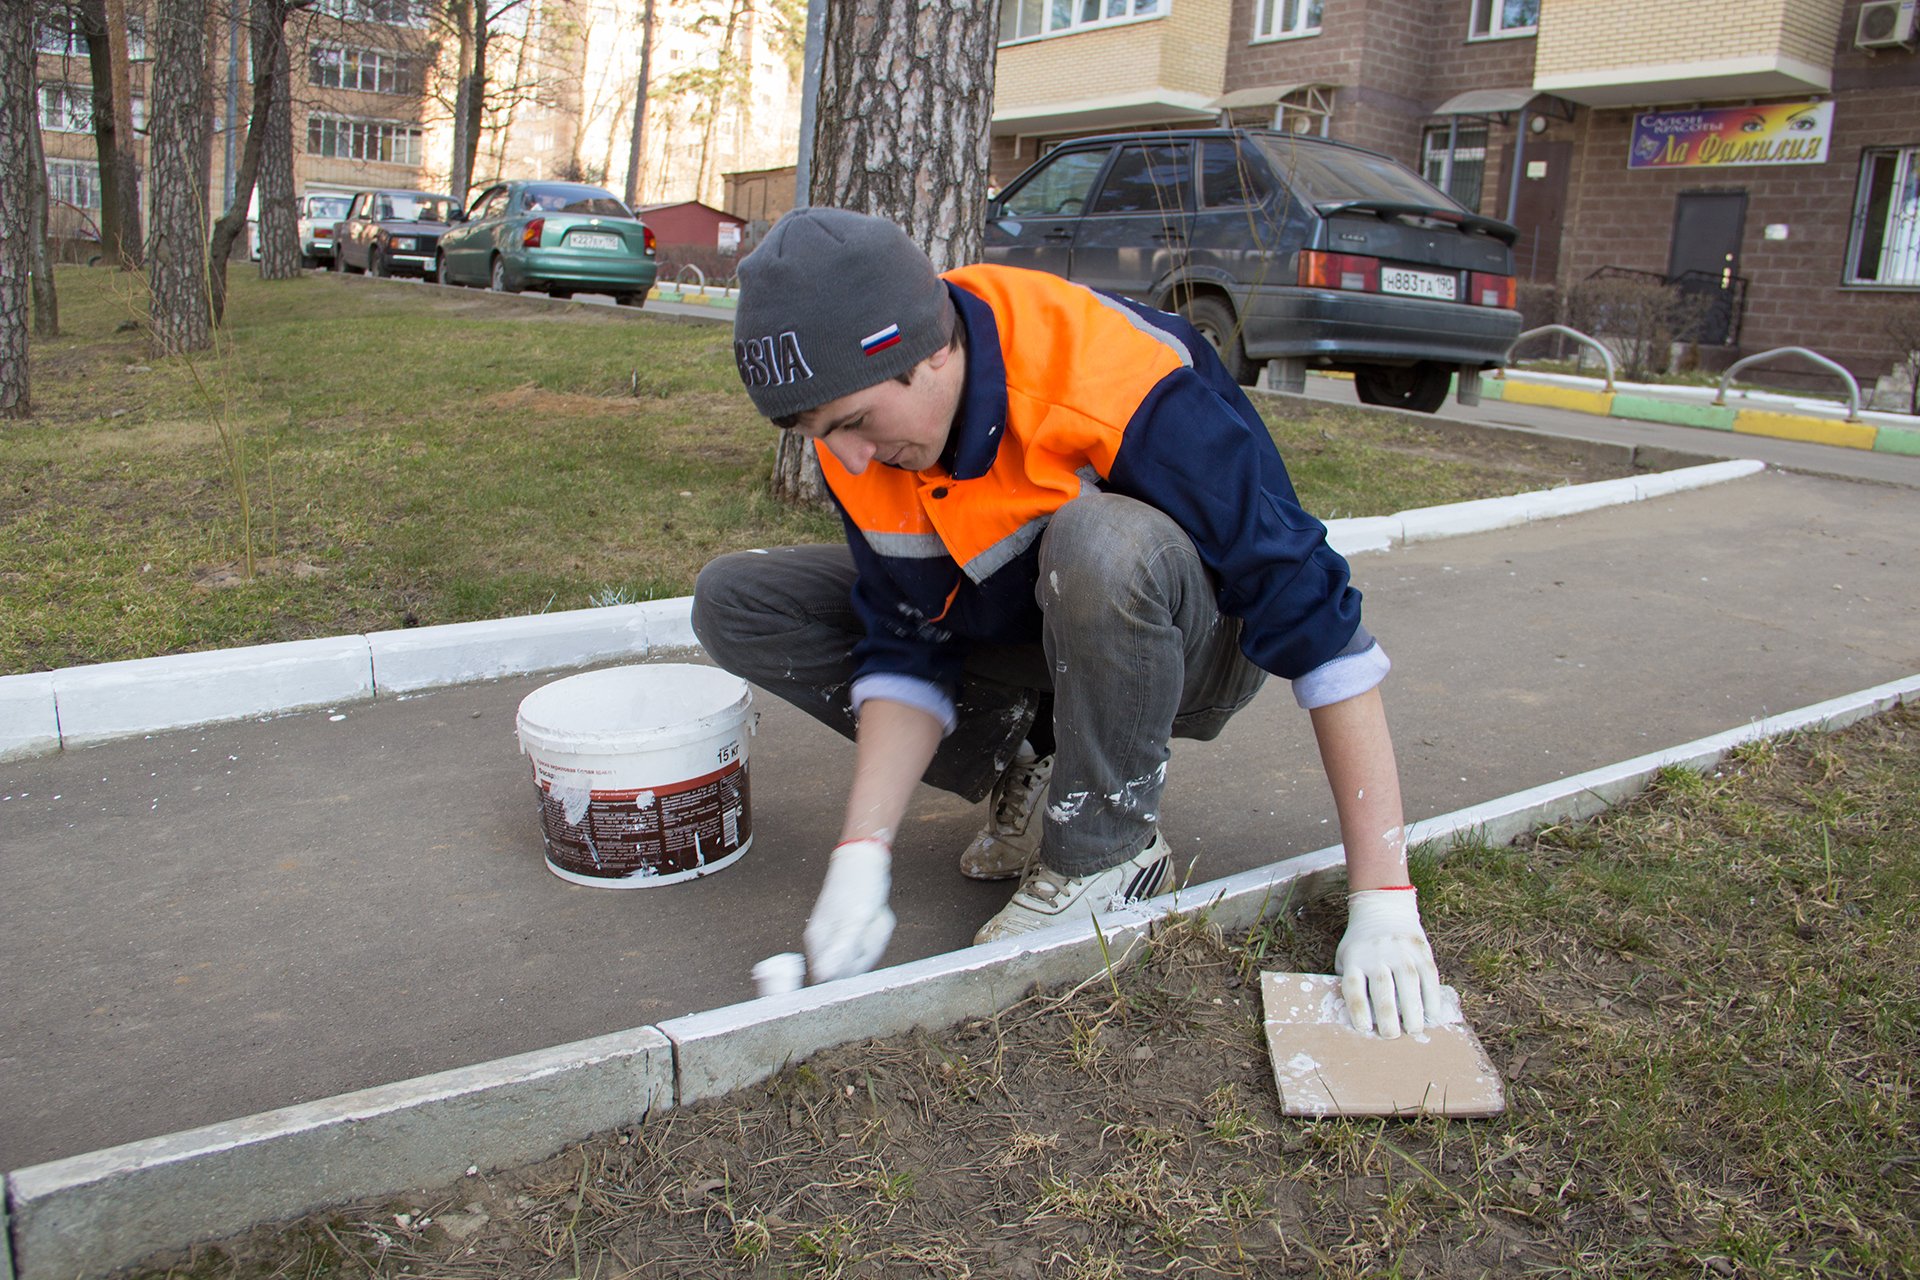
[692,208,1444,1036]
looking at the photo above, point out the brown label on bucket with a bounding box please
[534,760,752,881]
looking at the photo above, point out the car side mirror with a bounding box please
[448,209,466,223]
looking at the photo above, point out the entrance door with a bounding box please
[1497,139,1571,282]
[1668,190,1747,345]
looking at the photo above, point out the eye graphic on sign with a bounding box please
[1739,114,1766,133]
[1786,109,1818,131]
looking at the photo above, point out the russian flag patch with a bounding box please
[860,324,902,356]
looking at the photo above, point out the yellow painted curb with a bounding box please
[1732,410,1878,451]
[1499,382,1616,416]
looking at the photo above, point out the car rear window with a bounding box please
[523,187,634,217]
[377,194,455,222]
[308,197,350,219]
[1254,136,1462,210]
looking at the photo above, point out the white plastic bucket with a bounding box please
[515,664,753,887]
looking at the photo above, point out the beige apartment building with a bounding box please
[992,0,1920,381]
[33,0,434,257]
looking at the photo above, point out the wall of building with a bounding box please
[1533,0,1844,82]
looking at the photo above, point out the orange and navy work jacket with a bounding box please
[823,264,1365,722]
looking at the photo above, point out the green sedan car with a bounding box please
[437,181,658,304]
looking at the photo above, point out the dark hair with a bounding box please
[771,298,965,431]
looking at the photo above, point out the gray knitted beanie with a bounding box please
[732,208,952,420]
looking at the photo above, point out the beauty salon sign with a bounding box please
[1629,102,1833,169]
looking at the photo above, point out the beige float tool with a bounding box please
[1261,972,1505,1118]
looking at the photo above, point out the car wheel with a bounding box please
[433,252,451,286]
[300,253,315,270]
[330,249,345,273]
[369,249,387,278]
[549,289,573,300]
[1354,362,1452,414]
[616,292,646,308]
[490,256,519,294]
[1179,296,1254,385]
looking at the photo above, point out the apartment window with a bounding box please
[1848,147,1920,287]
[309,0,430,27]
[1423,125,1486,210]
[46,159,102,209]
[37,9,87,56]
[306,115,423,166]
[37,10,146,58]
[310,46,420,94]
[1254,0,1322,41]
[998,0,1165,45]
[1469,0,1537,38]
[39,83,94,133]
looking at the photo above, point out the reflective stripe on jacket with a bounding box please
[820,263,1364,705]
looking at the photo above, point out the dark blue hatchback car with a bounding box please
[984,127,1522,412]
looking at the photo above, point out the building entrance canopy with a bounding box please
[1209,83,1338,136]
[1431,88,1576,125]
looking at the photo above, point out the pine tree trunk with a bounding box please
[28,109,58,337]
[811,0,997,270]
[79,0,145,268]
[768,0,999,503]
[253,0,299,279]
[0,2,34,417]
[147,0,213,356]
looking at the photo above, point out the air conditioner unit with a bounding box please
[1856,0,1915,49]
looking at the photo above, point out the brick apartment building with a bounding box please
[991,0,1920,383]
[34,0,434,258]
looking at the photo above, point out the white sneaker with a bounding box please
[972,832,1172,944]
[958,750,1053,881]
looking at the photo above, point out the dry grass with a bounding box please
[123,706,1918,1279]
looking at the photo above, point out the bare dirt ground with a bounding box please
[123,708,1919,1280]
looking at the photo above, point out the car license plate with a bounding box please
[569,232,620,251]
[1380,267,1457,300]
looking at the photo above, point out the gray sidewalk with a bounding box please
[4,467,1917,1171]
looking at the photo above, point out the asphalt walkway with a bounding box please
[5,467,1917,1170]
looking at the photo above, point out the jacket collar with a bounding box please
[945,281,1009,482]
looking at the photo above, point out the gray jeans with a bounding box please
[691,494,1267,875]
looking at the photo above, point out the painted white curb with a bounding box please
[3,460,1765,761]
[0,672,59,762]
[49,636,375,749]
[367,598,694,694]
[11,669,1913,1280]
[6,1028,673,1280]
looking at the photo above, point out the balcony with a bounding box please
[991,0,1230,140]
[1531,0,1844,108]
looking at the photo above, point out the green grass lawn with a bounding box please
[5,266,1617,676]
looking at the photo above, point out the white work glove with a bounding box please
[803,837,896,984]
[1336,887,1444,1039]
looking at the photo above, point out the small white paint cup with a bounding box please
[752,952,806,997]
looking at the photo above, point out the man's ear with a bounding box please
[925,343,955,372]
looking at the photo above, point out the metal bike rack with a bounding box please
[1507,324,1617,392]
[675,263,707,293]
[1713,347,1862,422]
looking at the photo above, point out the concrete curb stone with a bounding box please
[0,672,58,762]
[49,636,376,750]
[366,599,695,695]
[6,1028,673,1280]
[6,673,1916,1280]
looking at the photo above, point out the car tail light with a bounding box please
[523,217,545,248]
[643,225,656,256]
[1469,271,1516,308]
[1299,250,1379,293]
[315,228,331,239]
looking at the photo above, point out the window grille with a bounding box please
[1848,147,1920,287]
[306,115,423,166]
